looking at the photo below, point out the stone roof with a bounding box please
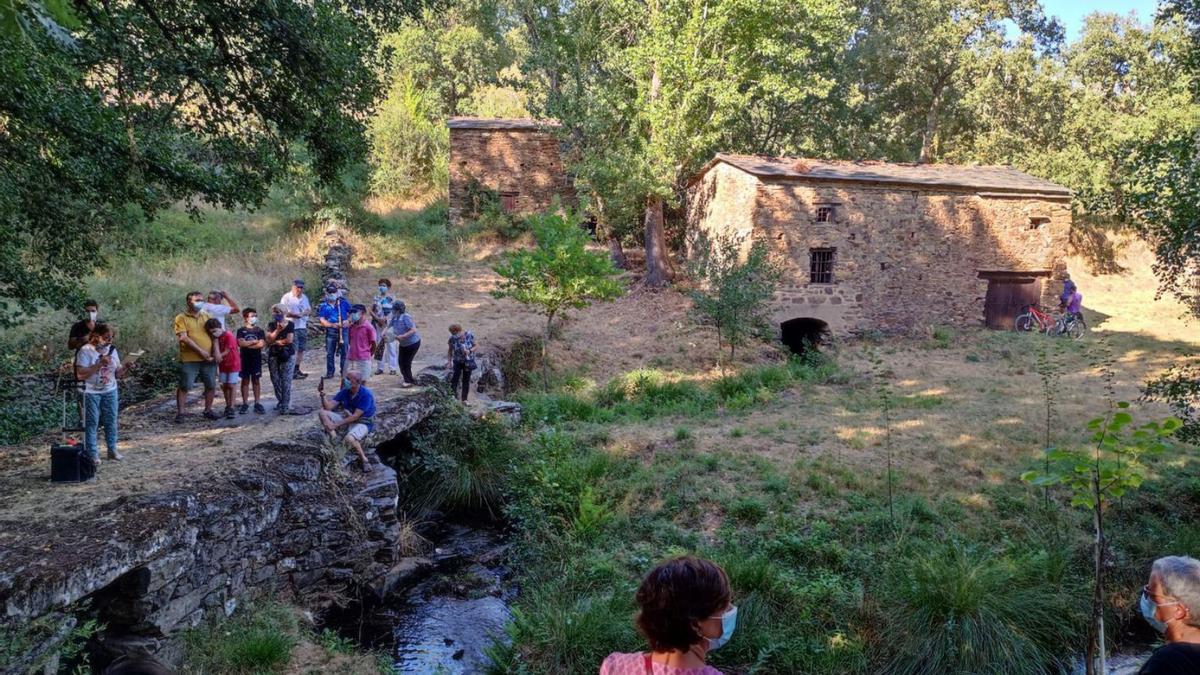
[695,153,1073,197]
[447,117,560,131]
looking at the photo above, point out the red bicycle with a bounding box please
[1014,304,1055,334]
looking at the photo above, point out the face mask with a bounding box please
[98,344,111,356]
[248,316,258,326]
[378,286,388,295]
[87,311,97,322]
[1142,591,1176,634]
[705,606,738,651]
[212,330,224,339]
[326,293,336,301]
[273,313,284,323]
[350,312,361,322]
[342,378,352,390]
[192,301,204,311]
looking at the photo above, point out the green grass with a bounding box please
[182,602,298,674]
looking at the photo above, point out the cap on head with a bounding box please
[325,284,337,294]
[293,279,305,288]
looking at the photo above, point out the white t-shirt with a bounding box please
[76,344,120,394]
[200,302,233,329]
[279,292,311,330]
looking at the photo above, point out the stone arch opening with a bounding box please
[781,318,830,354]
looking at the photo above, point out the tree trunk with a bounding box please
[643,195,674,287]
[607,234,628,269]
[541,314,553,392]
[919,80,945,164]
[1089,475,1107,675]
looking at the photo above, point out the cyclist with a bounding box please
[1059,275,1078,312]
[1065,288,1084,323]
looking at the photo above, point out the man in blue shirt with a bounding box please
[317,371,376,472]
[317,284,352,379]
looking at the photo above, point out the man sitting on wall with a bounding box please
[317,371,376,473]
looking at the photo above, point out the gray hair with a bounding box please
[1153,556,1200,627]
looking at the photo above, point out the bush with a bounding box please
[881,546,1082,675]
[182,602,298,674]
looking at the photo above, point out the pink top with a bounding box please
[599,652,723,675]
[348,322,377,360]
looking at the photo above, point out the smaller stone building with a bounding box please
[447,117,574,224]
[686,154,1073,341]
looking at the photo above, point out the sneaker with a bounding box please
[375,369,384,375]
[224,407,236,419]
[400,382,413,389]
[254,403,266,414]
[173,414,184,424]
[324,372,335,379]
[107,450,123,461]
[360,457,372,473]
[389,370,398,375]
[238,404,249,415]
[293,371,308,380]
[202,410,220,421]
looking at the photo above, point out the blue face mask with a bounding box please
[378,286,388,295]
[192,301,204,311]
[342,378,352,390]
[1141,590,1176,634]
[705,606,737,651]
[350,312,361,322]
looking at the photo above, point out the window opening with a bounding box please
[810,248,835,284]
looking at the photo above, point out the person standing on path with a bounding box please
[67,299,100,351]
[207,318,241,419]
[236,308,266,415]
[390,301,420,387]
[266,304,297,414]
[174,292,218,423]
[317,371,376,473]
[200,289,240,330]
[74,323,133,465]
[371,278,396,375]
[445,324,476,403]
[279,279,311,380]
[346,304,377,382]
[318,284,351,379]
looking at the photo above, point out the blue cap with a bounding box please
[293,279,305,287]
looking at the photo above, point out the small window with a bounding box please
[810,248,835,284]
[500,191,519,213]
[1029,216,1050,230]
[816,206,836,223]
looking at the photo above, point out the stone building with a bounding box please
[686,154,1073,344]
[447,117,574,224]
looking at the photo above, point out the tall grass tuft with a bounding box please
[182,601,298,674]
[882,546,1081,675]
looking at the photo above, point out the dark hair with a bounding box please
[204,318,222,332]
[186,291,203,303]
[243,307,256,317]
[635,556,730,653]
[378,278,391,287]
[88,322,113,342]
[103,653,175,675]
[84,299,99,309]
[395,301,407,315]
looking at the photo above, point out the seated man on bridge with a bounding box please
[317,371,376,473]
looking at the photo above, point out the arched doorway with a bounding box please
[781,318,830,354]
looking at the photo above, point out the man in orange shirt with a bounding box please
[174,291,218,423]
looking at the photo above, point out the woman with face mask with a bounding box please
[265,304,297,414]
[73,323,133,465]
[600,556,736,675]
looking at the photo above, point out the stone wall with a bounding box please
[0,394,438,670]
[448,127,574,224]
[687,168,1071,335]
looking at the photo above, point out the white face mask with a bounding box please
[247,316,258,326]
[87,310,98,322]
[212,329,224,339]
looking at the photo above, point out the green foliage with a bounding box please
[317,628,356,656]
[1141,362,1200,444]
[182,602,298,674]
[368,73,450,198]
[400,401,519,516]
[687,231,782,363]
[883,546,1081,675]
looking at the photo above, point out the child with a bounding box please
[207,318,241,419]
[347,303,378,381]
[371,278,396,375]
[236,308,267,414]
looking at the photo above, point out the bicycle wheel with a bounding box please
[1066,317,1087,340]
[1015,313,1035,332]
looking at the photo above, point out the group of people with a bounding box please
[66,278,480,472]
[603,554,1200,675]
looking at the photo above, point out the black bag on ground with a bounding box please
[51,382,95,483]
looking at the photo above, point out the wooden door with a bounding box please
[983,277,1042,329]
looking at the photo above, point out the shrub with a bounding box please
[881,546,1081,675]
[729,497,767,523]
[183,602,298,674]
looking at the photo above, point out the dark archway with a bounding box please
[781,318,830,355]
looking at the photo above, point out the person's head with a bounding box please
[243,307,258,326]
[271,304,286,323]
[1142,556,1200,635]
[207,289,224,304]
[204,317,224,338]
[449,323,463,336]
[325,284,338,301]
[186,291,204,312]
[84,299,99,321]
[350,304,367,323]
[343,370,364,393]
[635,556,736,655]
[291,278,305,296]
[88,322,114,349]
[395,300,407,316]
[378,278,392,295]
[102,653,174,675]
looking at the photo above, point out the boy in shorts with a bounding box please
[236,308,267,414]
[207,318,241,419]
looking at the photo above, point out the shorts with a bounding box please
[294,329,308,352]
[326,411,369,441]
[348,359,372,380]
[178,361,217,391]
[219,371,241,385]
[240,362,262,379]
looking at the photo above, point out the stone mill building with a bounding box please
[447,117,574,224]
[686,154,1073,347]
